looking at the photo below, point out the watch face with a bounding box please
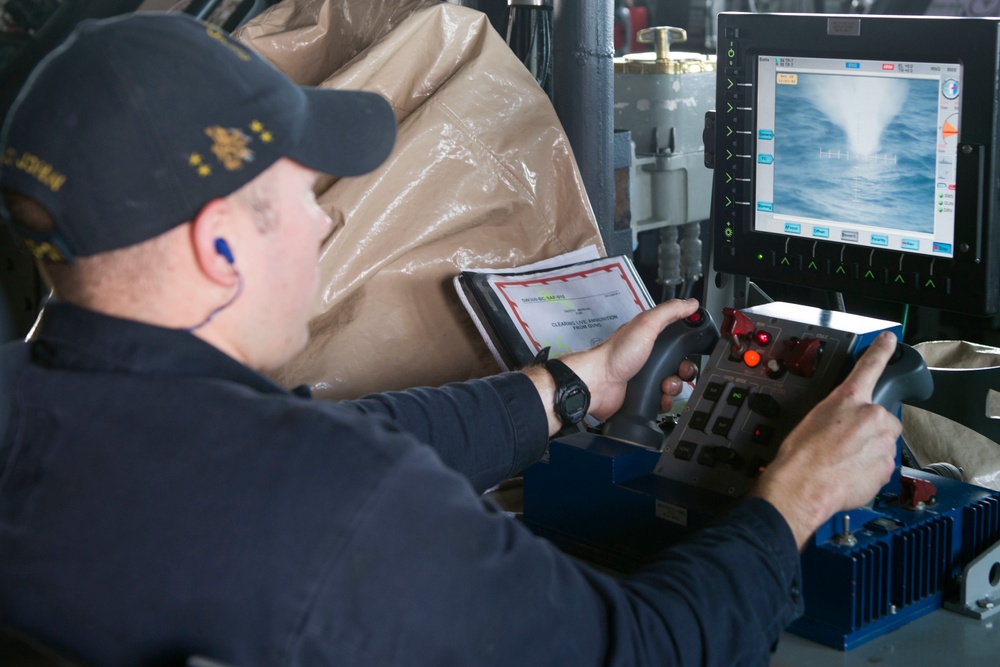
[562,387,589,419]
[545,358,590,425]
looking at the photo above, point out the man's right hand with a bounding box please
[749,330,902,550]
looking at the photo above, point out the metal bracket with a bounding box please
[944,538,1000,620]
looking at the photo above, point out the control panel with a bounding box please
[652,301,899,497]
[522,301,1000,650]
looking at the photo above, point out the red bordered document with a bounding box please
[456,251,653,370]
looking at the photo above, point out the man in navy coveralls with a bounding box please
[0,12,901,667]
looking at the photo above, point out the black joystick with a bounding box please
[602,308,721,448]
[870,342,934,412]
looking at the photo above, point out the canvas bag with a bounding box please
[235,0,605,399]
[903,340,1000,490]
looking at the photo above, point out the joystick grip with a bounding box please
[602,308,721,448]
[871,342,934,412]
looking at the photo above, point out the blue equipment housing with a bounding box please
[522,302,1000,650]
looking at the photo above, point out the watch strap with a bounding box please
[534,349,591,426]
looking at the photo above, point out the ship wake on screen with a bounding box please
[772,73,938,234]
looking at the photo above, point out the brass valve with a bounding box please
[636,26,688,63]
[614,26,715,75]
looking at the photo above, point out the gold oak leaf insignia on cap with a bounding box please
[24,240,65,262]
[205,25,250,61]
[249,120,273,143]
[204,126,254,171]
[188,153,211,177]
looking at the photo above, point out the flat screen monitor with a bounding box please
[712,12,1000,315]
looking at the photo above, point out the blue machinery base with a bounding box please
[522,432,1000,651]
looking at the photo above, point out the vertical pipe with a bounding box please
[552,0,621,255]
[444,0,508,36]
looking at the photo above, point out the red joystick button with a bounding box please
[684,309,708,327]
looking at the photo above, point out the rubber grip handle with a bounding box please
[602,308,720,448]
[871,343,934,412]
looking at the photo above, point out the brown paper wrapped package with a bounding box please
[903,341,1000,490]
[235,0,604,399]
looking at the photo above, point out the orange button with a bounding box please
[743,350,762,367]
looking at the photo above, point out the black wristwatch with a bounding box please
[534,347,591,426]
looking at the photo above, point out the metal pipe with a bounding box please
[444,0,508,35]
[551,0,621,255]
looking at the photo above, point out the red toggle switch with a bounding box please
[900,475,937,509]
[722,308,757,359]
[784,337,824,378]
[721,307,756,338]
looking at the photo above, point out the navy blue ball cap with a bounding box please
[0,12,397,262]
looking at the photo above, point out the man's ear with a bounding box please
[189,198,239,286]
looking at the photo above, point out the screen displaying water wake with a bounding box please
[713,12,1000,316]
[753,54,959,258]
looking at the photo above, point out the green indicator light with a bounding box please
[757,253,764,261]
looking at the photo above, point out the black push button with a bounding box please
[727,387,749,407]
[751,424,774,445]
[674,440,697,461]
[698,445,745,471]
[749,394,780,419]
[703,382,726,402]
[712,416,733,437]
[688,410,710,431]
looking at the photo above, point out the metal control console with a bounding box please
[522,302,1000,650]
[653,302,895,500]
[524,302,897,565]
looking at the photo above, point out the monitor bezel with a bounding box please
[712,12,1000,316]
